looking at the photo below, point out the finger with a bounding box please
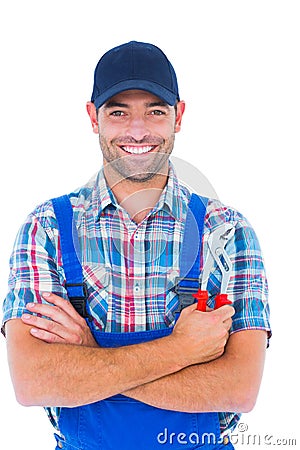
[27,295,85,327]
[24,302,80,340]
[223,318,232,331]
[186,303,198,312]
[42,292,84,321]
[212,304,235,319]
[26,302,72,325]
[30,327,66,344]
[22,313,64,336]
[178,303,198,317]
[22,313,57,329]
[22,311,81,342]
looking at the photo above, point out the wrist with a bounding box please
[159,334,188,372]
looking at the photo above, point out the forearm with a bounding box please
[7,300,235,408]
[6,320,183,407]
[124,330,267,413]
[124,358,240,412]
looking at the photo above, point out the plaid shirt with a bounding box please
[2,162,271,437]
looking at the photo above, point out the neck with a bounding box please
[103,162,169,224]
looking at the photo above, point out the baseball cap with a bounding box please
[91,41,180,109]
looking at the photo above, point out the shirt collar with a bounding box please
[154,161,190,221]
[92,160,190,222]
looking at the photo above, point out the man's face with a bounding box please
[88,90,185,183]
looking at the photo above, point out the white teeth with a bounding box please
[121,146,154,154]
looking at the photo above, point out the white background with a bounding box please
[0,1,299,448]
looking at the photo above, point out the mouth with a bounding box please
[119,145,157,155]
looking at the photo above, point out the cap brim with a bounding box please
[92,79,178,109]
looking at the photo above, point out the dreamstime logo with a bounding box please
[230,423,297,447]
[156,424,297,447]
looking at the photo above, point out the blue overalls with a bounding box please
[51,194,234,450]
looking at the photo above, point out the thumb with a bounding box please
[212,304,235,320]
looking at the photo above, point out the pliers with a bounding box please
[193,223,235,311]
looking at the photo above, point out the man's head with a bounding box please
[86,41,185,184]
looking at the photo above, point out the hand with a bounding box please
[21,293,98,347]
[171,303,234,366]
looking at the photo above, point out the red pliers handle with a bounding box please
[192,289,232,311]
[192,290,208,311]
[214,293,232,309]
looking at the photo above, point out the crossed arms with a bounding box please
[5,293,267,412]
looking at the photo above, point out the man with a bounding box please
[2,41,271,449]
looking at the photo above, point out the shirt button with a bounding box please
[134,284,140,293]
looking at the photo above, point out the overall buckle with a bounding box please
[65,282,92,321]
[173,277,200,313]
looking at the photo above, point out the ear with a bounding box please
[86,101,99,134]
[174,100,186,133]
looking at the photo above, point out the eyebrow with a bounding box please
[147,101,169,108]
[103,100,170,109]
[104,101,128,109]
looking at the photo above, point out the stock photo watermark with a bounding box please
[156,423,297,446]
[230,422,297,447]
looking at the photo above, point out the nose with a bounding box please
[126,116,149,141]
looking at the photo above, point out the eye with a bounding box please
[149,110,166,116]
[110,110,126,117]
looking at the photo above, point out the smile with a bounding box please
[120,145,156,155]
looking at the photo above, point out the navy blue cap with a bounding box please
[91,41,180,108]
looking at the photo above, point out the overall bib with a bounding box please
[52,194,234,450]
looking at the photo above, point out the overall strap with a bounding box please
[52,195,90,319]
[174,193,208,312]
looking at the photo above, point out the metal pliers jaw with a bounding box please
[193,223,235,311]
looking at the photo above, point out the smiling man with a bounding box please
[2,41,271,450]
